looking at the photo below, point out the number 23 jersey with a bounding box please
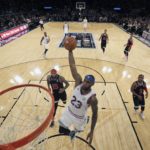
[68,84,96,119]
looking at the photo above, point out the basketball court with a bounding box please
[0,22,150,150]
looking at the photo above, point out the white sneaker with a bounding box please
[140,112,145,120]
[43,54,46,59]
[134,109,138,114]
[125,56,128,62]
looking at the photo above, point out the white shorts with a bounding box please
[59,107,87,131]
[64,28,68,34]
[43,43,49,49]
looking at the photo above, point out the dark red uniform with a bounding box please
[133,81,146,110]
[124,38,133,56]
[47,74,67,116]
[101,33,108,49]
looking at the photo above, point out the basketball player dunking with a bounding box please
[99,29,109,53]
[59,50,98,144]
[124,33,133,61]
[40,32,50,58]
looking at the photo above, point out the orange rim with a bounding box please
[0,84,54,149]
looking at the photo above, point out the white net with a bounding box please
[0,83,53,149]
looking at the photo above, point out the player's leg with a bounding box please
[42,24,44,30]
[59,109,73,134]
[60,91,67,104]
[133,96,139,114]
[140,97,145,119]
[50,93,59,127]
[43,44,49,58]
[101,42,105,53]
[124,46,129,61]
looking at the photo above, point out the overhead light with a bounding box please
[14,75,23,84]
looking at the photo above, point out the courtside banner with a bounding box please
[0,24,28,46]
[0,24,28,40]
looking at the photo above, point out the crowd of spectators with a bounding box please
[117,15,150,36]
[0,0,149,40]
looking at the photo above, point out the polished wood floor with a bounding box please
[0,22,150,150]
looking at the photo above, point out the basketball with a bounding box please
[64,37,77,51]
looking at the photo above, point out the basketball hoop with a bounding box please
[76,2,86,10]
[0,84,54,150]
[76,2,86,21]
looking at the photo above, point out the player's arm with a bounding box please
[47,75,51,90]
[87,95,98,144]
[144,82,148,98]
[59,76,70,93]
[99,34,102,41]
[40,37,44,45]
[68,51,82,87]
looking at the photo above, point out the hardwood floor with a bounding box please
[0,22,150,150]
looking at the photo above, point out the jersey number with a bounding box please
[71,96,82,109]
[51,84,59,90]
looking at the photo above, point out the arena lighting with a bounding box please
[43,6,52,10]
[113,7,121,10]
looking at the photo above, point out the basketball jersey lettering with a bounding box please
[102,34,107,41]
[51,83,59,90]
[68,84,96,118]
[71,96,82,109]
[135,81,145,96]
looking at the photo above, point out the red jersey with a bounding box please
[101,33,108,42]
[127,38,133,48]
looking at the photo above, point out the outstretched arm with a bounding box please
[47,75,51,90]
[40,37,44,45]
[68,51,82,87]
[86,96,98,144]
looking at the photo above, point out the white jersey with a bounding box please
[42,36,50,49]
[64,23,69,34]
[68,84,96,119]
[59,84,96,131]
[42,36,50,45]
[83,18,88,28]
[39,20,43,25]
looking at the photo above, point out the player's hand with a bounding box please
[86,131,94,145]
[145,93,148,99]
[59,88,65,93]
